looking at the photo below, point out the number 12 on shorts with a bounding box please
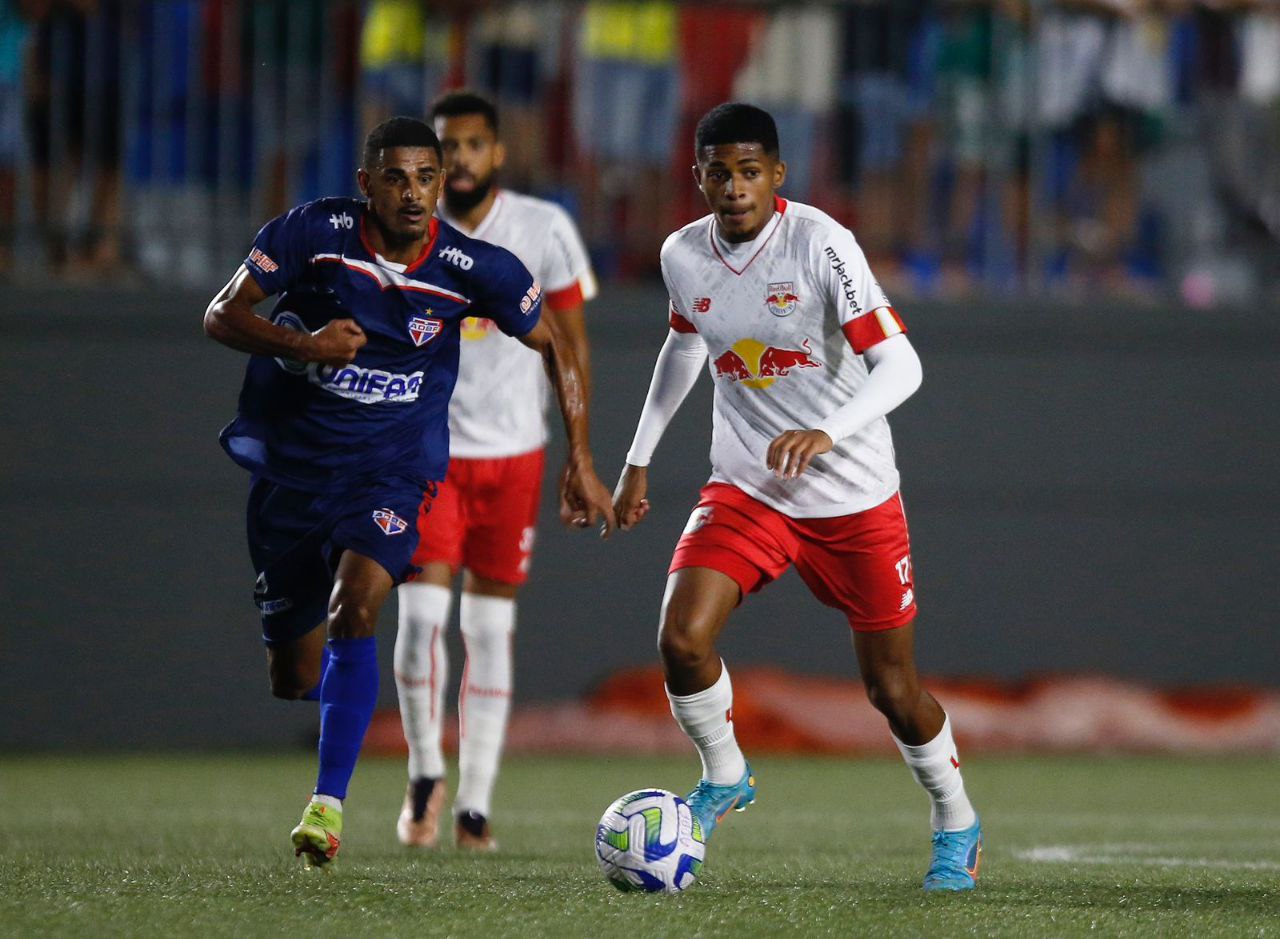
[895,554,912,586]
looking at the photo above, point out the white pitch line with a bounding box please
[997,812,1280,832]
[1017,845,1280,872]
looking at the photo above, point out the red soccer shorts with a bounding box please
[669,482,917,631]
[411,448,545,585]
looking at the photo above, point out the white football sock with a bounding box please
[666,661,747,786]
[455,593,515,818]
[394,583,452,781]
[893,715,977,832]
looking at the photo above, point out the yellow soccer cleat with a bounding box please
[291,798,343,868]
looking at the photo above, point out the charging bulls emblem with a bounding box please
[712,337,822,389]
[372,508,408,535]
[765,282,799,317]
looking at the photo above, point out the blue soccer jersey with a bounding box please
[220,196,543,492]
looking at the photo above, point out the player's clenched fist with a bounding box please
[611,463,651,531]
[560,460,618,537]
[305,318,367,366]
[766,429,833,479]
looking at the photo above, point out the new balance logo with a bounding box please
[692,297,712,313]
[899,588,915,611]
[438,245,474,270]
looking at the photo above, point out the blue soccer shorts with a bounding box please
[245,474,435,646]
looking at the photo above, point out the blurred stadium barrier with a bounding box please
[366,668,1280,756]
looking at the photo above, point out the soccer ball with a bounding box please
[594,789,707,893]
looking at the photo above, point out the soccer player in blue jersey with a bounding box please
[204,117,615,867]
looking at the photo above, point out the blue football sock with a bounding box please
[315,637,379,800]
[300,643,331,702]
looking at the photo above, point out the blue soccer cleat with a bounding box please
[923,816,982,892]
[685,764,757,840]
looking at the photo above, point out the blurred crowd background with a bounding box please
[5,0,1280,305]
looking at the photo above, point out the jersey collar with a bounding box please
[709,196,787,276]
[358,212,441,274]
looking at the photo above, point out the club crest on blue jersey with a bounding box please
[408,315,444,347]
[372,508,409,535]
[765,282,799,317]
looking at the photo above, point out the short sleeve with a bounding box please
[541,206,598,311]
[817,224,903,353]
[244,203,314,296]
[471,245,543,339]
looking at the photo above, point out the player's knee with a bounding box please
[864,668,918,723]
[269,662,320,700]
[657,616,715,674]
[327,598,379,639]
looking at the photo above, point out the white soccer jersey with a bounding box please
[440,190,597,458]
[661,198,907,518]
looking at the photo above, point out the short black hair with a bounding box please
[429,89,499,134]
[694,102,779,158]
[362,116,442,168]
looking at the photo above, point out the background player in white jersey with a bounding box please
[612,103,983,891]
[394,91,598,851]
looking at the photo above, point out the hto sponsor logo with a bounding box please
[329,212,355,230]
[372,508,408,535]
[438,245,474,269]
[408,315,443,347]
[765,282,798,317]
[712,338,822,389]
[823,246,861,316]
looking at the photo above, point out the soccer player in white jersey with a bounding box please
[394,91,598,851]
[612,103,983,891]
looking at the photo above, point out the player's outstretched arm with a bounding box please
[612,327,708,530]
[518,318,617,536]
[548,298,592,396]
[766,332,923,479]
[203,265,367,366]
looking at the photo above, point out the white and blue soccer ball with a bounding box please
[595,789,707,893]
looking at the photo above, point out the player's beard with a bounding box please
[443,174,494,216]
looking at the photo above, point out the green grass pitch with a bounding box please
[4,753,1276,937]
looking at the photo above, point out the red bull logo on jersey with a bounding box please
[765,282,799,317]
[460,316,496,342]
[712,338,822,390]
[372,508,408,535]
[408,315,443,347]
